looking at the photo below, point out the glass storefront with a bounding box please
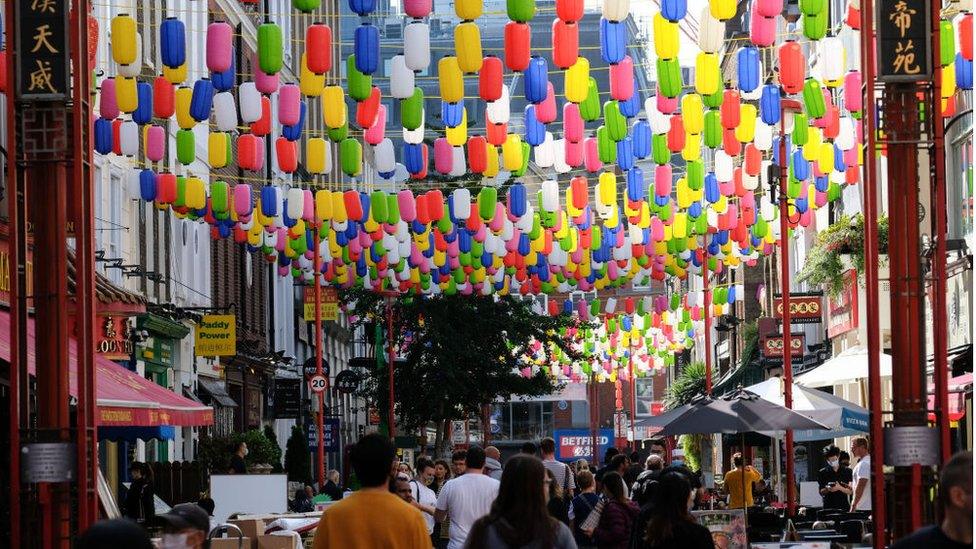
[489,401,554,442]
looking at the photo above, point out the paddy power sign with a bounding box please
[195,315,236,356]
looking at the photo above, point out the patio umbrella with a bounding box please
[795,346,892,387]
[744,377,870,441]
[656,391,830,437]
[634,401,694,429]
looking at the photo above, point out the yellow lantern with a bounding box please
[817,141,834,174]
[445,108,468,146]
[331,191,348,223]
[709,0,736,20]
[653,14,680,60]
[484,144,500,177]
[682,132,701,161]
[111,15,138,65]
[502,134,523,171]
[307,137,330,174]
[694,52,720,95]
[676,177,692,208]
[454,23,483,73]
[164,63,188,85]
[174,86,195,129]
[598,171,616,208]
[209,132,229,168]
[299,54,325,97]
[438,56,464,103]
[802,127,822,161]
[455,0,483,20]
[565,57,590,103]
[116,76,139,113]
[681,94,705,134]
[185,177,206,210]
[941,62,956,99]
[735,104,757,142]
[322,86,346,128]
[315,189,333,222]
[672,212,688,239]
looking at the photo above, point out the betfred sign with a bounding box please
[554,428,615,462]
[773,295,824,324]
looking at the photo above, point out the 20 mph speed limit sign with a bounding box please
[308,374,328,393]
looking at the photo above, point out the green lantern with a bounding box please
[257,22,283,75]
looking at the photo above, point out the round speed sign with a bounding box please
[308,374,328,393]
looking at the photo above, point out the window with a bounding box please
[947,114,973,241]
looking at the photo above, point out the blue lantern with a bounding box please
[760,84,781,125]
[94,118,113,154]
[349,0,376,15]
[626,167,645,201]
[737,47,760,92]
[282,102,307,141]
[189,78,215,122]
[599,18,626,64]
[632,119,651,158]
[661,0,687,21]
[524,105,545,146]
[160,17,186,69]
[620,80,641,117]
[261,186,279,217]
[441,101,464,128]
[833,144,845,172]
[688,201,703,218]
[509,183,528,217]
[795,194,808,213]
[815,175,829,192]
[358,192,371,222]
[792,149,809,181]
[524,57,549,104]
[617,136,634,170]
[704,173,720,203]
[354,24,379,75]
[139,169,157,201]
[133,81,153,125]
[404,143,424,174]
[956,53,973,90]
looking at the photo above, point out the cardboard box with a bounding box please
[210,537,251,549]
[257,533,300,549]
[227,519,265,549]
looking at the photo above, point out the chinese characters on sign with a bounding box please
[303,287,339,321]
[194,315,237,356]
[878,0,930,81]
[773,295,824,324]
[17,0,69,99]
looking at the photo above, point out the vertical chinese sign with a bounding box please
[878,0,931,81]
[16,0,70,100]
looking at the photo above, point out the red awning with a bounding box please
[927,373,973,423]
[0,310,213,427]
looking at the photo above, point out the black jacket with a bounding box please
[122,478,155,523]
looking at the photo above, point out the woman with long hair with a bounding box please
[465,455,577,549]
[587,472,639,549]
[546,467,571,525]
[642,471,713,549]
[432,459,453,549]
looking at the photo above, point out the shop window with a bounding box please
[947,113,973,242]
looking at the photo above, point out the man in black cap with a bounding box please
[156,502,211,549]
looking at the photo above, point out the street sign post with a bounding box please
[308,374,327,394]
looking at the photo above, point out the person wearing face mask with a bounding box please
[817,445,853,510]
[156,503,212,549]
[229,441,247,474]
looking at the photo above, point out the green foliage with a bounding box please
[680,435,702,472]
[342,290,581,434]
[196,434,233,475]
[796,213,889,297]
[664,361,707,410]
[263,425,283,472]
[284,425,312,484]
[739,320,759,370]
[197,429,282,474]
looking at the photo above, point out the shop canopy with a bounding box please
[795,346,893,388]
[927,372,972,423]
[744,377,870,441]
[0,310,213,428]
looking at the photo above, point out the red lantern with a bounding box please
[845,4,860,29]
[251,96,272,136]
[720,89,741,129]
[275,137,297,173]
[486,118,507,145]
[723,128,742,156]
[343,190,363,221]
[468,136,487,173]
[552,20,579,69]
[426,189,444,220]
[479,56,503,101]
[153,76,175,118]
[570,176,588,211]
[778,41,805,94]
[666,115,684,152]
[504,22,531,72]
[111,119,123,155]
[237,134,259,171]
[744,144,761,175]
[306,24,333,74]
[822,105,840,139]
[0,51,6,93]
[556,0,584,22]
[960,13,972,61]
[157,172,177,204]
[88,14,99,70]
[356,86,382,128]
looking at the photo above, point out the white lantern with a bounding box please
[742,171,759,190]
[287,187,304,220]
[628,223,644,244]
[239,82,262,123]
[541,180,559,211]
[486,85,511,124]
[214,92,237,132]
[120,120,139,156]
[126,167,141,199]
[534,132,555,168]
[450,146,466,177]
[754,121,773,150]
[697,7,726,54]
[374,138,396,173]
[835,117,856,150]
[553,139,571,173]
[390,55,415,99]
[403,121,425,144]
[715,150,734,182]
[604,297,617,314]
[404,23,431,71]
[818,37,845,82]
[451,188,471,219]
[602,0,630,21]
[645,97,671,133]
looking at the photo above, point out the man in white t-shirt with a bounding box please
[409,458,440,536]
[434,446,500,549]
[849,436,872,511]
[539,437,576,497]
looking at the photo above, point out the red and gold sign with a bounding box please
[762,334,806,358]
[773,295,824,324]
[97,314,134,360]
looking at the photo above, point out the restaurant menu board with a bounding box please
[693,510,747,549]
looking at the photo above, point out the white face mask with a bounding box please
[243,448,249,456]
[828,458,839,470]
[160,533,191,549]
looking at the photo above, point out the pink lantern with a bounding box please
[278,84,301,126]
[206,22,233,73]
[565,138,583,166]
[654,164,672,196]
[100,78,119,120]
[433,138,453,174]
[750,10,776,46]
[754,0,783,17]
[609,55,634,101]
[403,0,432,17]
[843,71,862,111]
[254,54,279,94]
[563,102,584,142]
[234,184,253,216]
[364,105,387,145]
[584,137,602,172]
[536,83,557,123]
[145,124,165,161]
[656,87,678,114]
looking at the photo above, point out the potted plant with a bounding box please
[797,213,889,298]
